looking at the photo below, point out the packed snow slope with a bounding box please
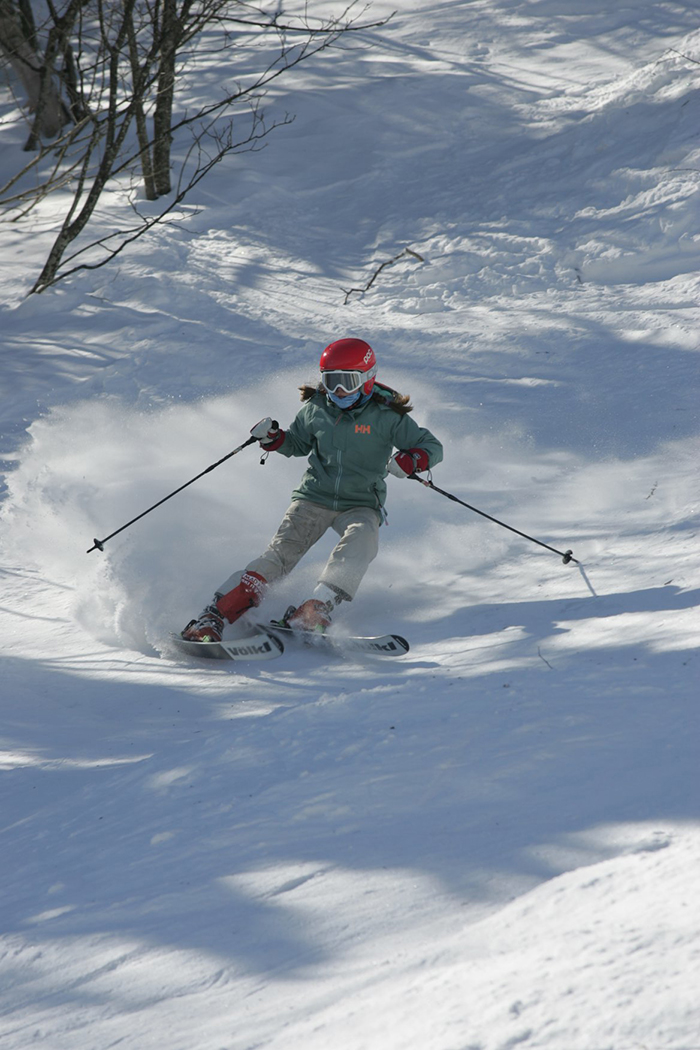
[1,2,699,1048]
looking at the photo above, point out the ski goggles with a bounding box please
[321,366,376,394]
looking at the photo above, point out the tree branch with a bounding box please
[342,248,425,303]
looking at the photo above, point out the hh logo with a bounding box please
[355,424,371,434]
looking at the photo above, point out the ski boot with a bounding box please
[181,604,225,643]
[283,598,333,634]
[181,571,267,642]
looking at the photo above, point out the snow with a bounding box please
[1,2,699,1047]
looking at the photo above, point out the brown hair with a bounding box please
[299,382,413,415]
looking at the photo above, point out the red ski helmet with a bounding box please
[319,338,377,397]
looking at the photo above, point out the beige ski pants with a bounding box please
[216,499,381,602]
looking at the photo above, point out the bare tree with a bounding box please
[0,1,388,293]
[0,0,73,143]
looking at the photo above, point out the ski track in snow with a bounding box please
[1,2,699,1048]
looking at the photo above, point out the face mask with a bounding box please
[328,389,362,410]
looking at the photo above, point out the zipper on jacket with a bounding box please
[332,408,347,508]
[333,448,343,510]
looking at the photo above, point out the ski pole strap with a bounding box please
[87,434,259,553]
[410,474,577,565]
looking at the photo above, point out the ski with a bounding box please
[170,629,284,662]
[257,621,409,657]
[170,622,409,663]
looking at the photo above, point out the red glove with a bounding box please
[387,448,430,478]
[250,417,285,451]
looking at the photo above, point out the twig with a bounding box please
[343,247,425,303]
[668,47,700,66]
[537,647,554,670]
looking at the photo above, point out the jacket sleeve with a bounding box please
[392,414,443,468]
[275,405,315,458]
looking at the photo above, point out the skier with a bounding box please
[181,337,443,641]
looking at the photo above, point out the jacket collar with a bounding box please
[325,390,373,417]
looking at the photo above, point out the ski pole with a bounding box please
[86,422,277,554]
[410,474,578,564]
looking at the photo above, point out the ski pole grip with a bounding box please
[250,418,280,440]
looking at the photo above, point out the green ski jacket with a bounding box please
[276,384,443,515]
